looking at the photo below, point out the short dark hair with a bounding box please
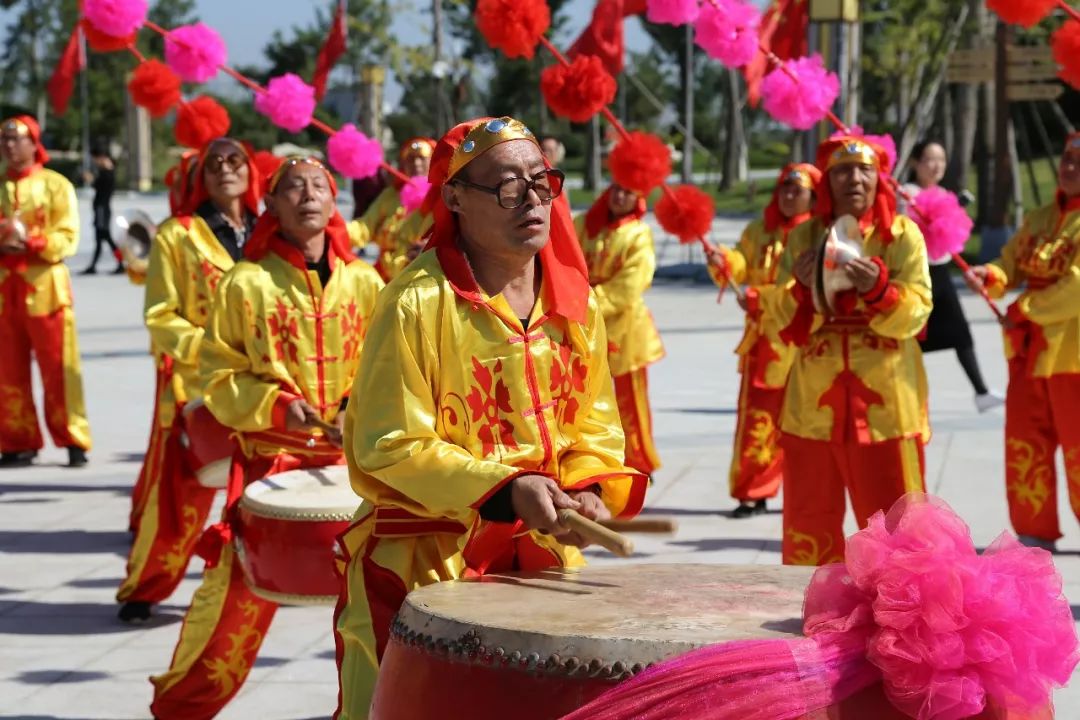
[911,140,945,163]
[90,141,110,160]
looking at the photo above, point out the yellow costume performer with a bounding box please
[334,117,646,719]
[0,115,90,467]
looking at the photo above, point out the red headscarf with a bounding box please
[763,163,821,232]
[1057,132,1080,210]
[1,115,49,175]
[164,150,198,216]
[583,186,647,239]
[181,137,264,217]
[814,136,898,243]
[244,156,356,265]
[424,117,590,324]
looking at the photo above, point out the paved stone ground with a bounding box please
[1,194,1079,719]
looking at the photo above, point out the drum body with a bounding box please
[180,399,232,489]
[234,465,358,606]
[372,564,1053,720]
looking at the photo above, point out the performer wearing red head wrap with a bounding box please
[148,156,383,719]
[333,116,647,718]
[762,136,932,566]
[0,114,91,468]
[970,132,1080,551]
[708,163,819,518]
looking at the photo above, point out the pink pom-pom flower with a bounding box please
[165,23,227,83]
[647,0,700,26]
[82,0,148,38]
[693,0,760,68]
[327,124,384,180]
[254,74,316,134]
[400,176,433,214]
[910,187,973,260]
[761,54,839,131]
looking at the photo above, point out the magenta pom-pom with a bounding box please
[254,74,316,134]
[693,0,760,68]
[761,54,839,131]
[82,0,147,38]
[328,124,384,180]
[165,23,227,83]
[647,0,700,26]
[400,176,433,214]
[910,187,973,260]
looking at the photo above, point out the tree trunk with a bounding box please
[946,0,991,196]
[586,116,602,191]
[720,69,746,191]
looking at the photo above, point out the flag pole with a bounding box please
[78,27,91,178]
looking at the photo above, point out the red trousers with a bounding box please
[130,358,175,531]
[613,368,661,475]
[729,367,784,501]
[780,434,926,566]
[1004,364,1080,541]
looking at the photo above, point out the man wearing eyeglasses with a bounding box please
[116,137,265,624]
[332,117,647,718]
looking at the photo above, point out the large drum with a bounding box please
[372,564,1052,720]
[180,399,232,488]
[234,465,358,606]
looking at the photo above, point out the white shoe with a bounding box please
[975,390,1005,413]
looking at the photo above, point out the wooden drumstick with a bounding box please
[596,517,677,534]
[557,509,635,558]
[307,416,341,435]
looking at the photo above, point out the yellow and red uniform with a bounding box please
[984,185,1080,541]
[766,138,931,566]
[575,191,665,475]
[0,116,90,455]
[334,117,646,720]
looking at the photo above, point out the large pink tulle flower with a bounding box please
[647,0,700,26]
[911,188,973,260]
[400,175,433,214]
[693,0,760,69]
[82,0,147,38]
[327,124,383,180]
[254,74,316,134]
[165,23,227,83]
[761,55,839,130]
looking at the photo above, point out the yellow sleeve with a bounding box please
[592,224,656,317]
[199,270,284,432]
[345,299,520,519]
[757,238,801,335]
[1019,261,1080,325]
[867,221,933,340]
[986,224,1028,298]
[32,174,79,263]
[347,219,370,248]
[706,243,748,289]
[144,222,203,366]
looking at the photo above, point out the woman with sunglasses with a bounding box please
[574,183,665,478]
[117,137,263,624]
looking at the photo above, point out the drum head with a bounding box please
[240,465,358,521]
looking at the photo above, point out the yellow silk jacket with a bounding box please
[344,246,646,567]
[0,167,78,317]
[764,215,932,444]
[708,218,801,388]
[387,209,434,276]
[200,238,384,458]
[986,200,1080,377]
[144,216,235,415]
[347,186,406,276]
[573,215,665,377]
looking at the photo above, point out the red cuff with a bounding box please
[25,235,46,253]
[861,257,900,314]
[744,287,761,317]
[1007,300,1028,324]
[271,391,303,430]
[780,282,815,347]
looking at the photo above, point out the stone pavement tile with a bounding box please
[3,678,154,719]
[222,681,337,720]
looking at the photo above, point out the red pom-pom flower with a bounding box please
[80,18,135,52]
[475,0,551,59]
[656,185,715,243]
[761,54,839,131]
[910,187,973,261]
[174,96,231,149]
[985,0,1057,28]
[127,60,181,118]
[609,131,672,196]
[1053,20,1080,89]
[540,56,617,123]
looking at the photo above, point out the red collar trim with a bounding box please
[5,163,41,181]
[268,235,339,272]
[782,212,812,231]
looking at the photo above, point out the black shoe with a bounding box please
[118,601,152,623]
[731,502,756,519]
[751,499,767,515]
[0,450,37,468]
[79,266,98,275]
[112,265,126,274]
[67,447,88,467]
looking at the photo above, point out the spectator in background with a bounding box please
[541,137,566,167]
[81,143,123,275]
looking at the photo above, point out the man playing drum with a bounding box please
[149,156,384,720]
[333,116,648,719]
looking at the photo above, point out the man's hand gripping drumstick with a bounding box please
[284,398,344,447]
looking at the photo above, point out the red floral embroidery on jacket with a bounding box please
[465,357,518,457]
[267,298,300,365]
[549,340,588,426]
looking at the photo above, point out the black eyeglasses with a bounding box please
[453,168,565,209]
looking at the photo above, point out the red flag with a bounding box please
[568,0,627,76]
[743,0,808,107]
[312,0,348,102]
[47,25,85,116]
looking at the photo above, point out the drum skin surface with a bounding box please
[371,564,1054,720]
[181,399,232,489]
[234,466,358,606]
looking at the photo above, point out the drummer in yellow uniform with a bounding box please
[149,157,384,720]
[348,137,436,281]
[707,163,818,517]
[765,136,931,567]
[0,115,91,468]
[117,137,264,623]
[574,184,665,476]
[333,116,647,718]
